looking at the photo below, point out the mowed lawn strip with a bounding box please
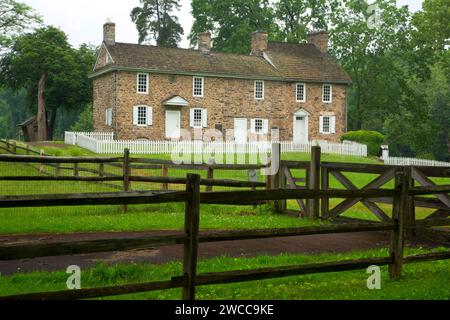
[0,248,448,300]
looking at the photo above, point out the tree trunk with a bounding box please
[37,73,48,141]
[47,109,57,141]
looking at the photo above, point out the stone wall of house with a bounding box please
[93,71,347,142]
[93,72,116,133]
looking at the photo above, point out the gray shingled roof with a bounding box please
[93,42,351,84]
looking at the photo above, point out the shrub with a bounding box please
[341,131,385,156]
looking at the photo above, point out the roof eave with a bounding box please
[89,66,352,84]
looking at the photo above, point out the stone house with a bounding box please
[90,22,351,142]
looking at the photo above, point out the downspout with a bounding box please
[113,71,118,140]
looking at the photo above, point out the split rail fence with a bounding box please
[0,171,448,300]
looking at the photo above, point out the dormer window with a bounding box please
[193,77,204,97]
[137,73,149,94]
[323,84,332,103]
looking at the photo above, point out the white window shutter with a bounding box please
[190,109,195,128]
[133,106,139,125]
[263,119,269,134]
[250,119,256,134]
[319,116,324,134]
[202,109,208,128]
[330,116,336,134]
[146,107,152,126]
[108,109,113,126]
[105,109,109,125]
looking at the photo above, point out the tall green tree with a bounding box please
[273,0,335,42]
[0,0,41,51]
[189,0,275,54]
[328,0,414,131]
[0,27,96,140]
[131,0,183,47]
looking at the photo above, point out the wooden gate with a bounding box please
[321,163,397,222]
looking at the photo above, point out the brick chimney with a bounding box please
[103,21,116,46]
[308,31,328,53]
[198,32,211,52]
[251,31,268,56]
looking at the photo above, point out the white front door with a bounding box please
[293,115,309,143]
[166,110,181,139]
[234,118,248,143]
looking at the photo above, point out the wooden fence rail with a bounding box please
[0,171,448,300]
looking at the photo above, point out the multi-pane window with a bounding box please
[137,106,147,125]
[137,73,149,94]
[320,115,335,134]
[254,80,264,100]
[322,116,330,133]
[190,108,207,128]
[296,83,306,102]
[254,119,264,133]
[323,84,332,103]
[193,77,204,97]
[133,105,152,126]
[251,119,268,134]
[193,109,203,127]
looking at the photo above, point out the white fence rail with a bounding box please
[384,157,450,167]
[64,132,368,157]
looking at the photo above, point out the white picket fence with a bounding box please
[384,157,450,167]
[64,132,368,157]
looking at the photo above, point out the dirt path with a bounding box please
[0,229,446,276]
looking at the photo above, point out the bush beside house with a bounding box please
[341,131,384,156]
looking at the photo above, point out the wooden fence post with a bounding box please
[55,163,61,177]
[405,166,416,237]
[5,140,10,154]
[162,165,169,191]
[99,163,104,178]
[73,163,79,177]
[389,169,407,280]
[279,165,287,211]
[182,173,201,300]
[270,143,282,212]
[307,146,321,219]
[123,148,131,212]
[11,141,17,155]
[321,166,329,219]
[206,167,214,192]
[39,149,45,174]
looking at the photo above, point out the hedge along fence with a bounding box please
[0,172,449,300]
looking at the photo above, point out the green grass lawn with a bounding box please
[0,248,448,300]
[0,142,448,300]
[0,142,447,234]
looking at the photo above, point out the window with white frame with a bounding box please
[193,77,204,97]
[133,105,152,126]
[190,108,207,128]
[323,84,332,103]
[296,83,306,102]
[137,73,149,94]
[254,80,264,100]
[105,108,113,126]
[319,115,336,134]
[251,118,268,134]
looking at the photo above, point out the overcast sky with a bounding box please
[22,0,424,49]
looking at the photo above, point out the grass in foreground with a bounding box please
[0,248,448,300]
